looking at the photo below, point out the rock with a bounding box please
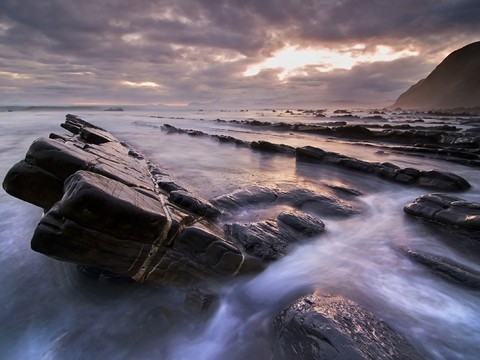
[273,292,423,360]
[404,193,480,234]
[212,186,358,217]
[211,187,279,210]
[416,170,471,191]
[397,247,480,289]
[3,115,263,286]
[296,145,471,191]
[250,141,295,154]
[31,170,246,285]
[184,287,219,315]
[168,190,221,219]
[277,210,325,237]
[225,210,325,261]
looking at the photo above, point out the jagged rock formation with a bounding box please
[393,41,480,110]
[2,115,336,285]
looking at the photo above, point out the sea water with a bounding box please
[0,108,479,359]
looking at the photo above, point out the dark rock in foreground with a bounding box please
[3,115,337,285]
[2,115,258,285]
[404,193,480,237]
[273,292,423,360]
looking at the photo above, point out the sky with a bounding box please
[0,0,479,108]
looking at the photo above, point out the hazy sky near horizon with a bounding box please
[0,0,478,107]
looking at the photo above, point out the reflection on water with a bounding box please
[1,109,479,359]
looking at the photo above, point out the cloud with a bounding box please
[0,0,478,105]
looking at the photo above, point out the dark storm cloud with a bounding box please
[0,0,478,105]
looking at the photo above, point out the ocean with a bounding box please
[1,107,479,359]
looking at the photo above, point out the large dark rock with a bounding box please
[2,115,262,286]
[273,292,423,360]
[31,170,246,285]
[404,193,480,235]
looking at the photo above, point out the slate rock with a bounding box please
[31,170,246,285]
[404,193,480,232]
[273,292,423,360]
[225,210,325,261]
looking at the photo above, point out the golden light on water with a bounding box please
[244,44,418,80]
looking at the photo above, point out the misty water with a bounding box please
[1,108,479,359]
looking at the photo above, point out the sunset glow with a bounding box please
[244,45,419,80]
[122,81,161,88]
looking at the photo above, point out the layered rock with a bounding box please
[162,124,472,191]
[297,146,470,191]
[4,115,338,285]
[273,292,423,360]
[2,115,252,285]
[397,247,480,290]
[225,210,325,261]
[404,193,480,236]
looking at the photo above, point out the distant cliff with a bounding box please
[392,41,480,110]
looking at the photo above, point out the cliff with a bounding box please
[392,41,480,110]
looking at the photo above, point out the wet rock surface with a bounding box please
[163,123,472,191]
[3,115,342,287]
[3,115,253,285]
[225,210,325,261]
[404,193,480,237]
[273,292,423,360]
[3,113,467,358]
[397,247,480,290]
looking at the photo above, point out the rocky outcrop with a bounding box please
[2,115,260,285]
[3,115,339,285]
[404,193,480,237]
[161,124,472,191]
[392,41,480,110]
[297,146,470,191]
[273,292,423,360]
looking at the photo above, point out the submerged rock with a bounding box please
[397,247,480,290]
[273,292,423,360]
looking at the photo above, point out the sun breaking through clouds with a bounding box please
[243,44,419,80]
[0,0,478,106]
[122,81,162,88]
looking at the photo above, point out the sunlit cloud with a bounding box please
[122,80,161,88]
[244,44,419,80]
[122,33,145,45]
[0,71,31,79]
